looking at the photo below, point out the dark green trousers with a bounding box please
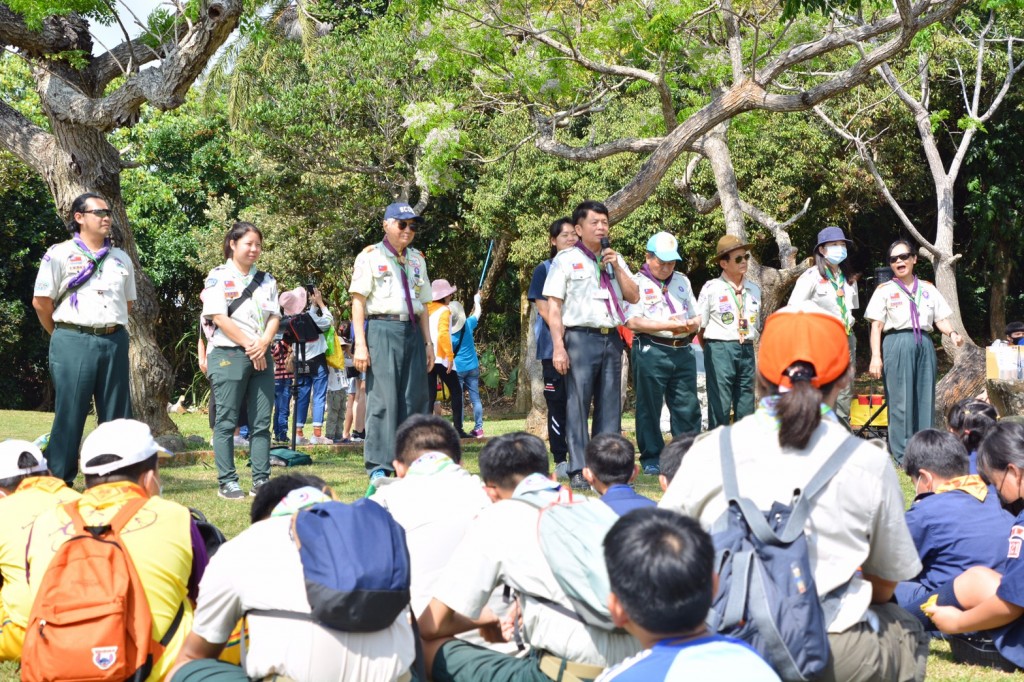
[703,339,756,429]
[207,346,273,486]
[632,338,699,468]
[364,319,429,471]
[882,331,936,464]
[48,326,132,485]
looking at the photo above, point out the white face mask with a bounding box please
[824,244,847,265]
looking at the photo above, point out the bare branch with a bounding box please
[88,38,161,89]
[535,135,665,161]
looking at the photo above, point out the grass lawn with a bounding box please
[0,409,1018,680]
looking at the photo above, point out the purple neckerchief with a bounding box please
[381,238,416,324]
[67,235,111,310]
[575,243,625,324]
[640,264,677,314]
[892,276,923,345]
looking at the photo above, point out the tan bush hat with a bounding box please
[716,234,750,259]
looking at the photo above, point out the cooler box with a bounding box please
[850,395,888,427]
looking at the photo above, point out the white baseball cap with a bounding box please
[80,419,172,476]
[0,440,48,480]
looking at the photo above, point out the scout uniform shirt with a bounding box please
[542,247,631,329]
[33,240,136,327]
[789,267,859,333]
[201,261,280,349]
[863,279,952,332]
[626,271,698,339]
[696,276,762,342]
[349,243,430,316]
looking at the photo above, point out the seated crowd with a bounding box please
[4,308,1024,681]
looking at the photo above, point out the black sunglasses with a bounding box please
[396,220,418,231]
[730,253,751,264]
[82,209,113,218]
[889,252,913,264]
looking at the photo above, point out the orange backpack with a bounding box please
[22,496,183,682]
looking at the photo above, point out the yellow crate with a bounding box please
[850,396,888,427]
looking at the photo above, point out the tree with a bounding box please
[0,0,244,443]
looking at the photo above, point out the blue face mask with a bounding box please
[824,244,847,265]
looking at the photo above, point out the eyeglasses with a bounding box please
[396,220,418,231]
[889,252,913,264]
[731,253,751,264]
[82,209,113,218]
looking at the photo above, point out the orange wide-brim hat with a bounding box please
[759,303,850,390]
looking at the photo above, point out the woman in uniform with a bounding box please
[789,226,859,425]
[201,222,280,500]
[864,239,963,464]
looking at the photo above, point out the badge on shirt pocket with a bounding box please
[722,312,735,325]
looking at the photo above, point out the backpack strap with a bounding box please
[719,429,786,545]
[227,271,266,317]
[63,496,147,538]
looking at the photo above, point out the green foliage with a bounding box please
[4,0,112,30]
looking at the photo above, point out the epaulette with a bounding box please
[362,244,377,254]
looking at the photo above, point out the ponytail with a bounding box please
[761,361,845,450]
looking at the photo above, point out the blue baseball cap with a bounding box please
[815,226,852,248]
[383,202,423,223]
[646,232,682,262]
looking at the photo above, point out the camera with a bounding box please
[304,280,316,296]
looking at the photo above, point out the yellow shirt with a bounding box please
[0,477,80,659]
[26,482,196,681]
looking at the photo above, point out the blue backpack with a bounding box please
[255,499,412,632]
[707,429,859,682]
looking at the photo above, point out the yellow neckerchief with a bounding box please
[935,475,988,502]
[15,476,69,496]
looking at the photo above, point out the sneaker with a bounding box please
[351,430,366,441]
[642,464,661,476]
[554,461,569,481]
[369,467,392,483]
[308,435,334,445]
[570,472,591,491]
[250,478,270,497]
[233,435,249,448]
[457,430,472,440]
[218,481,246,500]
[471,428,485,439]
[273,434,288,445]
[294,435,309,445]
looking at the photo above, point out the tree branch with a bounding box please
[0,5,91,55]
[0,98,56,175]
[87,37,161,89]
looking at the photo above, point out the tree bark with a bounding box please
[987,379,1024,418]
[935,343,986,425]
[989,237,1013,342]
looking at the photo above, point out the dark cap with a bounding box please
[383,203,423,223]
[815,226,853,248]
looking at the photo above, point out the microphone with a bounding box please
[599,237,613,277]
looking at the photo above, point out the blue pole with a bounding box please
[478,239,495,291]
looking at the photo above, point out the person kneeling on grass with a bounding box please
[583,433,655,516]
[596,508,780,681]
[897,429,1013,622]
[925,421,1024,669]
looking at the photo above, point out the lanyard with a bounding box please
[825,269,851,333]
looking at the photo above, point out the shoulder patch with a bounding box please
[205,277,218,288]
[362,244,377,254]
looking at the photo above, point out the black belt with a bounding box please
[636,333,691,348]
[55,323,123,336]
[367,314,416,322]
[566,326,615,335]
[885,329,916,336]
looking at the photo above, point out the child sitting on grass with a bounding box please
[897,429,1013,622]
[583,433,655,516]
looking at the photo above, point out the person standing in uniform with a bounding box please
[32,193,136,486]
[201,222,280,500]
[625,232,701,476]
[527,217,577,479]
[789,226,859,426]
[542,200,639,491]
[350,202,434,483]
[696,235,761,429]
[865,239,963,464]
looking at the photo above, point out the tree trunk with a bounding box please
[523,302,547,438]
[42,121,181,447]
[934,342,986,425]
[987,379,1024,418]
[989,238,1013,343]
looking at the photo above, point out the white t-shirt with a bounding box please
[370,455,492,615]
[191,515,415,681]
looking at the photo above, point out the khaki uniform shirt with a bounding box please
[789,267,859,332]
[864,279,952,333]
[432,475,641,667]
[659,415,922,633]
[34,240,136,327]
[696,276,762,342]
[349,242,430,316]
[201,261,280,349]
[542,247,630,329]
[625,271,698,339]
